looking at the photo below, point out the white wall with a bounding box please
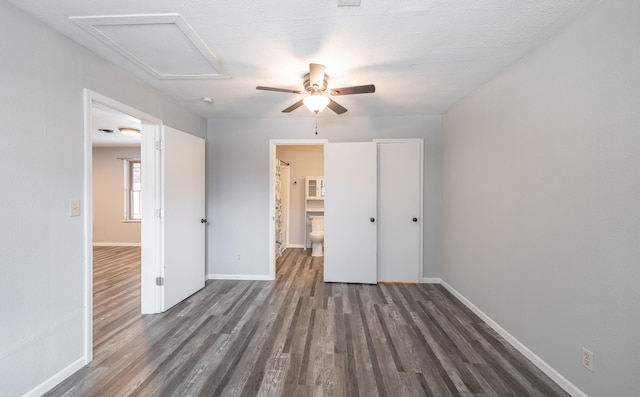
[92,146,141,245]
[442,1,640,395]
[276,145,324,247]
[207,115,442,278]
[0,2,205,395]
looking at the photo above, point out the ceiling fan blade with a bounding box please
[256,86,303,94]
[329,84,375,96]
[282,100,304,113]
[327,98,347,115]
[309,63,326,89]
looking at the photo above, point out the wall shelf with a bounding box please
[304,177,324,248]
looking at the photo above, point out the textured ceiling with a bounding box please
[91,102,141,147]
[8,0,599,119]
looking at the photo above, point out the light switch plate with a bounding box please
[69,199,81,217]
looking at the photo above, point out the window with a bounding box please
[124,160,141,221]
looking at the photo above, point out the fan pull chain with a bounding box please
[315,111,319,135]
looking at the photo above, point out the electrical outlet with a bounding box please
[582,347,594,371]
[237,254,241,261]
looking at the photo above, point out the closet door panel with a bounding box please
[324,142,377,284]
[378,142,422,282]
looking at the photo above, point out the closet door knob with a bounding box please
[370,217,375,223]
[201,218,207,224]
[412,217,418,222]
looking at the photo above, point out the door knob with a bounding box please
[201,218,207,224]
[370,217,375,223]
[413,217,418,222]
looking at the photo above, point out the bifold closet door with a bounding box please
[377,142,422,283]
[324,142,377,284]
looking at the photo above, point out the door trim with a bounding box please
[268,139,328,279]
[374,139,424,282]
[83,89,162,363]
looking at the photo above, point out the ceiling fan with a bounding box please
[256,63,375,115]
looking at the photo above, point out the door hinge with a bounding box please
[155,209,164,218]
[155,140,164,151]
[156,277,164,286]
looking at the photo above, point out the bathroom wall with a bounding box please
[276,145,324,248]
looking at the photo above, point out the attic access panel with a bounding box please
[70,13,230,80]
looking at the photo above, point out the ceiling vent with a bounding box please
[70,13,230,80]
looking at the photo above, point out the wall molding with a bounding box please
[93,242,141,247]
[422,277,442,284]
[23,356,86,397]
[439,280,586,397]
[207,274,273,281]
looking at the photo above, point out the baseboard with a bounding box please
[439,280,586,397]
[23,356,86,397]
[92,242,141,247]
[284,243,305,249]
[422,277,442,284]
[206,274,273,281]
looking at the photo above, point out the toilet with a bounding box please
[309,216,324,257]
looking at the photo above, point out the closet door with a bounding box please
[377,141,422,282]
[324,142,377,284]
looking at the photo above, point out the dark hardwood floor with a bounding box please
[46,247,569,396]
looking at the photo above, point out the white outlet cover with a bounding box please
[582,347,594,371]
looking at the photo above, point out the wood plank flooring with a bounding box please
[46,247,569,396]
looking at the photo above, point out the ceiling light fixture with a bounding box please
[119,127,141,135]
[303,93,330,114]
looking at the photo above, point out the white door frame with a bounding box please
[269,139,327,279]
[279,164,291,249]
[82,89,163,363]
[373,138,424,282]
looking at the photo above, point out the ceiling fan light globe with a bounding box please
[303,95,330,113]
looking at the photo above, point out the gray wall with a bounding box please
[0,2,205,395]
[442,0,640,395]
[207,115,442,279]
[92,146,141,245]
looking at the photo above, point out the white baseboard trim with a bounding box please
[93,242,141,247]
[24,356,86,397]
[284,243,305,249]
[422,277,442,284]
[439,280,586,397]
[206,274,273,281]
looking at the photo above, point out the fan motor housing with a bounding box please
[303,73,328,93]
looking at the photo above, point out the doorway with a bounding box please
[91,101,143,355]
[269,139,327,279]
[83,90,162,362]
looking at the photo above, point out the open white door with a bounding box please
[324,142,377,284]
[377,141,422,282]
[161,126,206,311]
